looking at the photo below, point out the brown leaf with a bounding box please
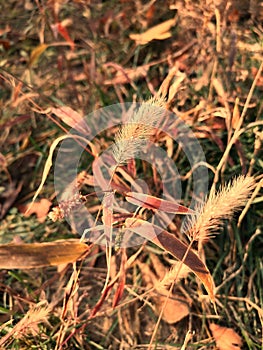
[51,106,91,135]
[20,198,52,223]
[155,295,189,324]
[213,77,227,100]
[251,66,263,87]
[0,115,31,128]
[125,192,195,215]
[125,219,215,301]
[145,4,155,22]
[129,18,176,45]
[210,323,242,350]
[112,250,127,308]
[137,260,190,324]
[0,239,89,269]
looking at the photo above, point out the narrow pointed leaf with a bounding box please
[112,250,127,308]
[29,44,48,67]
[125,218,215,301]
[57,21,75,50]
[129,18,176,45]
[89,284,113,319]
[125,192,195,215]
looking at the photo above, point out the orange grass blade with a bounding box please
[0,239,89,269]
[112,250,127,308]
[125,218,215,301]
[89,284,114,319]
[125,192,196,215]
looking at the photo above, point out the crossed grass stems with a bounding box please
[48,95,255,322]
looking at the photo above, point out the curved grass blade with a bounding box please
[125,218,215,301]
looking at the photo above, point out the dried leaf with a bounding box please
[104,65,149,85]
[0,115,31,128]
[210,323,242,350]
[213,77,227,100]
[125,192,195,215]
[129,18,176,45]
[251,66,263,87]
[51,20,75,50]
[137,260,190,323]
[89,246,145,318]
[232,97,240,129]
[20,198,52,223]
[155,295,189,324]
[51,106,91,135]
[29,44,48,67]
[158,66,186,102]
[125,218,215,301]
[89,284,113,319]
[112,250,127,308]
[0,239,89,269]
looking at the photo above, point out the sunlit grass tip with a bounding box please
[112,96,167,165]
[185,175,255,247]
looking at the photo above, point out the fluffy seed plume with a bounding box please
[112,97,166,164]
[186,175,255,246]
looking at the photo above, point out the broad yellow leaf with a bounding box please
[0,239,89,269]
[130,18,176,45]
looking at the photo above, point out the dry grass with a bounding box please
[0,0,262,349]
